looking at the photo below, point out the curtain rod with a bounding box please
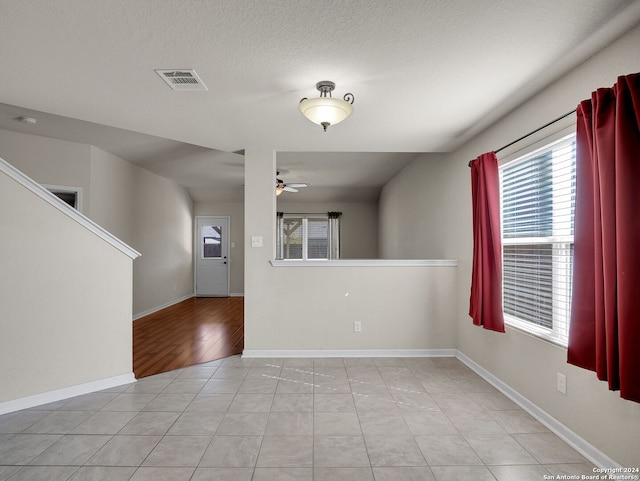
[468,109,576,167]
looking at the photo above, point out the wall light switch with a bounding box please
[251,236,263,248]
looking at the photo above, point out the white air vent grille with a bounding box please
[155,69,208,91]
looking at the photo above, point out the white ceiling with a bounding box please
[1,0,639,202]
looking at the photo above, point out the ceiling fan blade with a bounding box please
[283,186,299,192]
[286,183,308,188]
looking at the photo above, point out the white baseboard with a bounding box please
[133,293,195,320]
[230,293,244,297]
[242,349,457,358]
[0,373,136,415]
[455,351,619,469]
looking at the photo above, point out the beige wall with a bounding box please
[0,130,194,317]
[0,129,92,214]
[244,150,458,353]
[247,264,457,351]
[277,201,379,259]
[0,169,134,402]
[89,145,194,315]
[89,146,135,242]
[194,202,244,295]
[379,153,452,259]
[244,149,278,350]
[377,23,640,466]
[130,165,193,315]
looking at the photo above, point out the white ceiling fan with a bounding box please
[276,171,309,196]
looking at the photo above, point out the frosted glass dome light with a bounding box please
[299,81,354,132]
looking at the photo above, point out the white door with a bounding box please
[195,216,230,297]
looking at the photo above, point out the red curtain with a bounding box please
[469,152,505,333]
[568,73,640,403]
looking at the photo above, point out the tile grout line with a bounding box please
[0,355,597,479]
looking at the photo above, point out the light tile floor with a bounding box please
[0,356,596,481]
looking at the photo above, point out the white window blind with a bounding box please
[500,133,576,345]
[279,214,329,260]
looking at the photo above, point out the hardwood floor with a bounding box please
[133,296,244,378]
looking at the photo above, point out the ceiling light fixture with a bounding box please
[299,81,354,132]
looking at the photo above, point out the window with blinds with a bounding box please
[499,133,576,345]
[280,214,329,260]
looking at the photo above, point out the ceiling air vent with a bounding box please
[155,69,208,91]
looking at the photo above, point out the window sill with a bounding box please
[504,315,568,349]
[270,259,458,267]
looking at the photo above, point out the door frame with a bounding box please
[194,215,231,297]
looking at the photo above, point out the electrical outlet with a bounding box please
[557,372,567,394]
[251,236,263,247]
[354,321,362,332]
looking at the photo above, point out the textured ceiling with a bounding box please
[0,0,639,202]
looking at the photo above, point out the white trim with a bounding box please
[499,133,576,346]
[498,125,576,163]
[270,259,458,268]
[504,315,568,348]
[133,293,195,320]
[455,351,620,469]
[280,213,330,260]
[230,292,244,297]
[0,156,140,260]
[242,349,457,358]
[0,373,136,416]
